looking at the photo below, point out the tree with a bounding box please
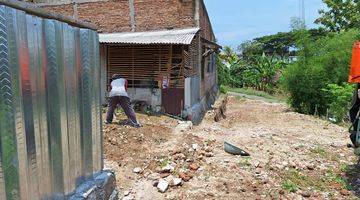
[315,0,360,32]
[238,40,263,61]
[238,28,327,62]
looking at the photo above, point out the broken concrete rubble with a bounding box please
[133,167,142,174]
[69,170,118,200]
[157,179,169,193]
[175,121,193,132]
[172,178,182,186]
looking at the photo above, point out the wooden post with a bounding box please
[167,45,173,88]
[132,46,134,88]
[180,45,184,79]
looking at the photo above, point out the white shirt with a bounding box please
[109,78,128,97]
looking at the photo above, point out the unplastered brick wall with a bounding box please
[43,0,132,33]
[77,0,131,32]
[134,0,195,31]
[41,0,196,33]
[43,4,73,18]
[199,0,214,41]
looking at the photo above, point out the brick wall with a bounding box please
[134,0,194,32]
[198,1,216,94]
[42,0,196,33]
[44,0,132,33]
[199,0,214,41]
[44,4,73,18]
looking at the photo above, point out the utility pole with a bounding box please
[299,0,306,27]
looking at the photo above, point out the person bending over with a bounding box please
[105,74,140,128]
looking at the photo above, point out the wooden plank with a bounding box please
[107,44,186,88]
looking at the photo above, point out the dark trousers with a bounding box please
[106,96,138,125]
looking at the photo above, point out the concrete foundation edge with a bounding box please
[186,84,219,125]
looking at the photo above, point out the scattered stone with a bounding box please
[206,192,215,197]
[157,179,169,193]
[289,161,297,168]
[166,175,175,185]
[224,159,230,163]
[253,161,261,168]
[192,143,199,151]
[307,164,315,170]
[340,189,350,196]
[173,153,186,160]
[255,168,262,175]
[172,148,182,155]
[176,121,193,132]
[123,191,130,196]
[123,195,135,200]
[133,167,142,173]
[160,173,171,178]
[204,152,214,157]
[189,163,199,171]
[161,163,176,173]
[261,176,269,184]
[330,143,342,148]
[204,146,212,152]
[301,191,311,198]
[276,164,285,170]
[179,172,191,182]
[155,167,162,172]
[172,178,182,186]
[282,161,288,166]
[147,173,161,181]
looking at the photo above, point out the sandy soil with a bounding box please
[103,95,359,200]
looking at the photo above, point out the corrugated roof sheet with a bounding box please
[99,28,200,45]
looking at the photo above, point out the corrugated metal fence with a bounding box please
[0,4,102,199]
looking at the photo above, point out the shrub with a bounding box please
[323,83,355,122]
[281,29,360,116]
[220,85,228,94]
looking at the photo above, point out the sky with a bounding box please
[204,0,326,48]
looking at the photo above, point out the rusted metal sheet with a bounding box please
[162,88,184,116]
[0,4,102,199]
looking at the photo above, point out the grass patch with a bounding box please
[309,145,326,158]
[282,180,299,193]
[159,157,171,168]
[280,166,355,194]
[280,168,327,192]
[325,167,353,190]
[237,157,252,167]
[308,144,340,163]
[225,87,286,102]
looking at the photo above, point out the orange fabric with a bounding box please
[349,42,360,83]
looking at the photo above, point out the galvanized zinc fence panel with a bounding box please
[0,5,102,199]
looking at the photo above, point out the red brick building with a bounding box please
[32,0,220,123]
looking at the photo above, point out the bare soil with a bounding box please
[103,95,359,200]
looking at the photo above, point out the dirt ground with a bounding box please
[103,94,360,200]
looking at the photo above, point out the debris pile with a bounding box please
[214,95,228,122]
[130,140,216,193]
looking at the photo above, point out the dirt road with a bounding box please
[103,94,359,200]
